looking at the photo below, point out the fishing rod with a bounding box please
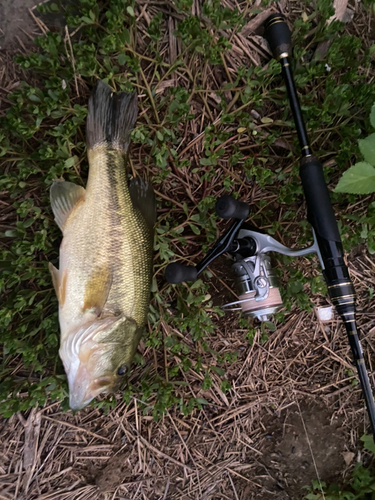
[263,13,375,435]
[164,14,375,436]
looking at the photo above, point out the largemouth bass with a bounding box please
[49,81,156,410]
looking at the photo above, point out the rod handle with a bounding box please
[299,155,352,286]
[300,156,341,243]
[264,14,292,59]
[165,263,198,284]
[215,195,249,220]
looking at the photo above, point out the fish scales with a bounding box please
[61,147,152,327]
[49,81,155,410]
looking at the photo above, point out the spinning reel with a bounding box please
[165,195,321,322]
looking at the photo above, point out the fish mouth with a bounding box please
[67,362,113,410]
[70,394,95,411]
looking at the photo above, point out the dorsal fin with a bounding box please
[129,177,156,232]
[50,181,85,232]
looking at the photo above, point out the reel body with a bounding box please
[165,196,322,322]
[225,251,283,321]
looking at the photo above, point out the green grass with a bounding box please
[1,0,375,419]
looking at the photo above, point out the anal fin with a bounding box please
[49,263,68,306]
[49,262,60,298]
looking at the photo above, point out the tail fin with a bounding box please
[86,81,138,152]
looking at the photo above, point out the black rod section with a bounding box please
[264,13,375,436]
[279,59,312,156]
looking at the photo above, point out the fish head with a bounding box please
[59,315,141,410]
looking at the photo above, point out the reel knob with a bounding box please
[165,262,198,284]
[215,195,250,220]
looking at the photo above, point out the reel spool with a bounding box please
[223,254,283,321]
[165,195,322,322]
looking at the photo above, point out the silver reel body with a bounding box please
[222,228,323,321]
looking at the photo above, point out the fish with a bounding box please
[49,81,156,410]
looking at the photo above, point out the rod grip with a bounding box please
[299,155,352,287]
[300,155,341,243]
[264,14,292,59]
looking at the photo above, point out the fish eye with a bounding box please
[117,364,128,376]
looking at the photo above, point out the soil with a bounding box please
[259,400,345,499]
[94,451,134,493]
[0,0,38,49]
[0,0,69,50]
[89,400,346,499]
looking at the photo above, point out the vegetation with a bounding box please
[335,103,375,196]
[1,0,375,426]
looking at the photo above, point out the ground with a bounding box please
[3,254,374,498]
[0,0,38,49]
[1,1,375,499]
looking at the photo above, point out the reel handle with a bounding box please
[215,195,250,220]
[164,263,198,284]
[263,14,292,60]
[165,196,249,284]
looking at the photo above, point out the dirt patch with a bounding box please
[258,400,345,499]
[0,0,37,49]
[95,452,134,493]
[0,0,69,50]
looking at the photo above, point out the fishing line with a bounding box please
[294,393,327,500]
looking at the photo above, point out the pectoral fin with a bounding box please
[50,180,85,232]
[83,266,112,316]
[129,177,156,232]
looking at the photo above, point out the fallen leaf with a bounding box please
[342,451,355,466]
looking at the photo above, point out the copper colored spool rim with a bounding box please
[239,287,283,313]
